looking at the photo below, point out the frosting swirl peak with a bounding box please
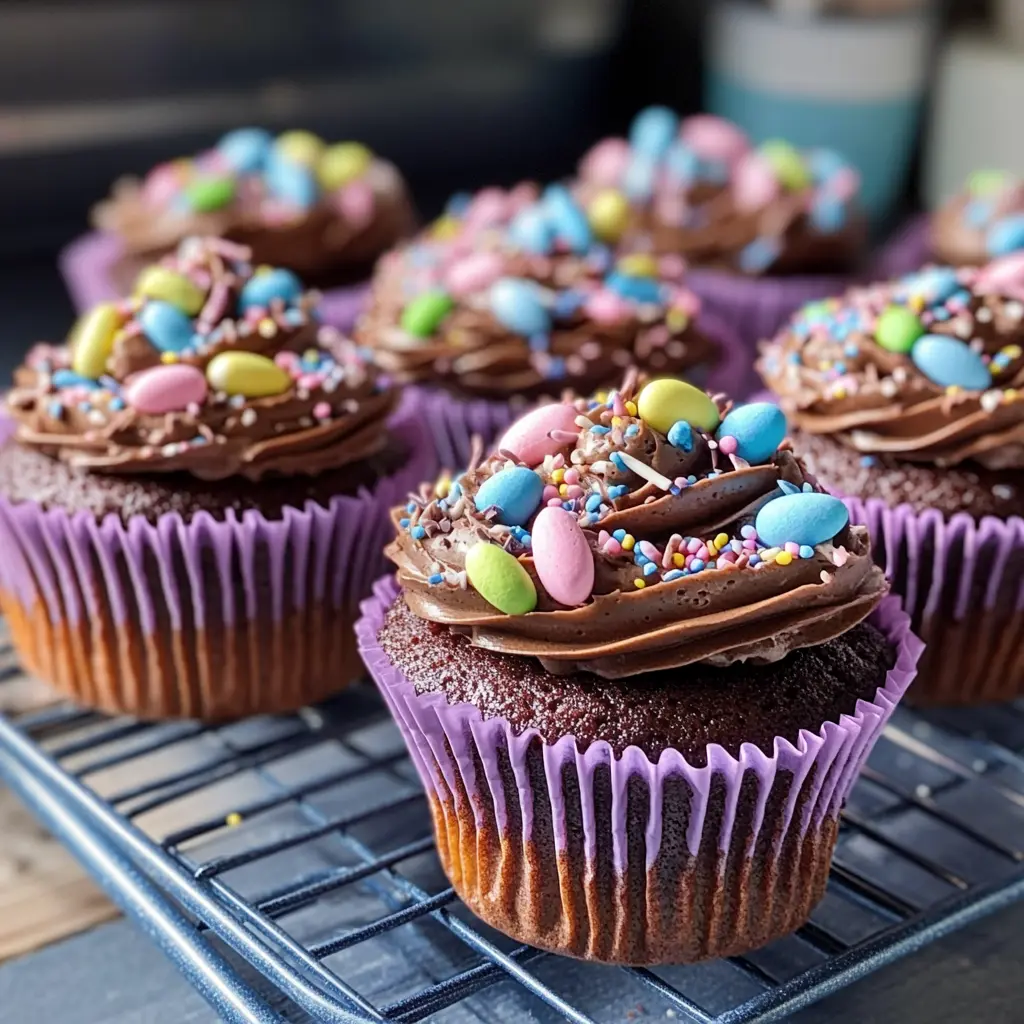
[386,375,887,677]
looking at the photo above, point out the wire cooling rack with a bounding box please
[4,631,1024,1024]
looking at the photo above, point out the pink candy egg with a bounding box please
[531,507,595,607]
[732,151,782,213]
[579,138,632,187]
[976,252,1024,300]
[497,403,579,466]
[124,364,207,415]
[680,115,751,166]
[445,251,505,296]
[463,187,509,228]
[828,166,861,204]
[585,288,633,325]
[143,163,186,207]
[336,179,376,228]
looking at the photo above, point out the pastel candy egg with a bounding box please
[489,278,551,336]
[318,142,372,189]
[617,253,659,278]
[756,492,849,548]
[445,251,505,296]
[508,206,555,254]
[732,151,781,213]
[544,187,592,253]
[680,115,750,166]
[401,290,454,337]
[628,105,680,159]
[875,305,924,354]
[274,130,325,166]
[975,252,1024,298]
[623,153,657,201]
[716,402,786,465]
[264,155,318,209]
[531,507,594,607]
[638,378,720,434]
[239,267,302,310]
[143,162,187,206]
[810,196,847,233]
[465,542,537,616]
[206,351,291,397]
[759,139,811,191]
[968,169,1013,197]
[987,214,1024,257]
[587,189,631,242]
[828,165,861,204]
[664,140,700,183]
[911,334,992,391]
[217,128,273,173]
[134,266,205,316]
[474,465,544,526]
[605,271,662,304]
[184,175,236,213]
[806,148,847,184]
[138,300,195,354]
[900,267,959,305]
[497,403,579,465]
[124,363,207,415]
[580,137,632,187]
[70,303,120,379]
[336,179,376,227]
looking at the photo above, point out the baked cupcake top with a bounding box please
[573,107,865,276]
[5,236,395,481]
[356,183,719,399]
[931,170,1024,266]
[758,258,1024,470]
[92,128,413,276]
[385,374,886,678]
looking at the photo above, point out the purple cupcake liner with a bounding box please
[869,215,931,281]
[0,400,436,719]
[59,231,371,332]
[396,309,750,473]
[358,577,921,958]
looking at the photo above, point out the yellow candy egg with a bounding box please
[637,378,720,434]
[274,130,325,166]
[71,303,121,379]
[318,142,373,189]
[587,189,630,242]
[617,253,659,278]
[206,351,291,398]
[134,265,206,316]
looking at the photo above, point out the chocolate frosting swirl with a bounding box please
[356,183,719,399]
[759,261,1024,470]
[385,376,887,678]
[6,237,395,481]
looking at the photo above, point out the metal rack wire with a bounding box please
[4,630,1024,1024]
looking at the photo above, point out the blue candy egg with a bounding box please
[138,300,195,354]
[474,466,544,526]
[508,206,555,254]
[490,278,551,336]
[911,334,993,391]
[810,196,847,234]
[755,492,849,549]
[264,154,318,209]
[217,128,272,174]
[987,213,1024,257]
[965,199,995,229]
[806,148,847,184]
[628,105,679,159]
[52,369,100,390]
[543,188,592,254]
[239,267,303,311]
[664,141,699,183]
[899,267,960,305]
[605,271,662,305]
[623,154,657,201]
[717,402,787,465]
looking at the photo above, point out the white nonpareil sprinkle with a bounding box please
[240,408,257,427]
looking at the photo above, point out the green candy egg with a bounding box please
[185,175,236,213]
[465,542,537,615]
[967,169,1012,198]
[876,305,924,354]
[401,290,454,338]
[637,378,720,434]
[760,139,812,191]
[318,142,373,189]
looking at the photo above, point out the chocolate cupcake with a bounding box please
[66,129,415,323]
[356,374,918,963]
[0,236,433,720]
[573,108,866,391]
[356,182,737,468]
[759,259,1024,703]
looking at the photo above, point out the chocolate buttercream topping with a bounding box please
[931,171,1024,266]
[6,236,395,481]
[356,183,719,399]
[573,108,865,276]
[92,128,415,280]
[385,374,887,677]
[759,260,1024,470]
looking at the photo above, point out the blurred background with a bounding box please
[0,0,1013,369]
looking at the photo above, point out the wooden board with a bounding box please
[0,675,118,962]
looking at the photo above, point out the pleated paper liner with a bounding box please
[356,577,920,964]
[0,403,436,721]
[59,231,371,332]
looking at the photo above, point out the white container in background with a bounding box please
[706,1,935,224]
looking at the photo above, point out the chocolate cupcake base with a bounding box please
[357,578,920,964]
